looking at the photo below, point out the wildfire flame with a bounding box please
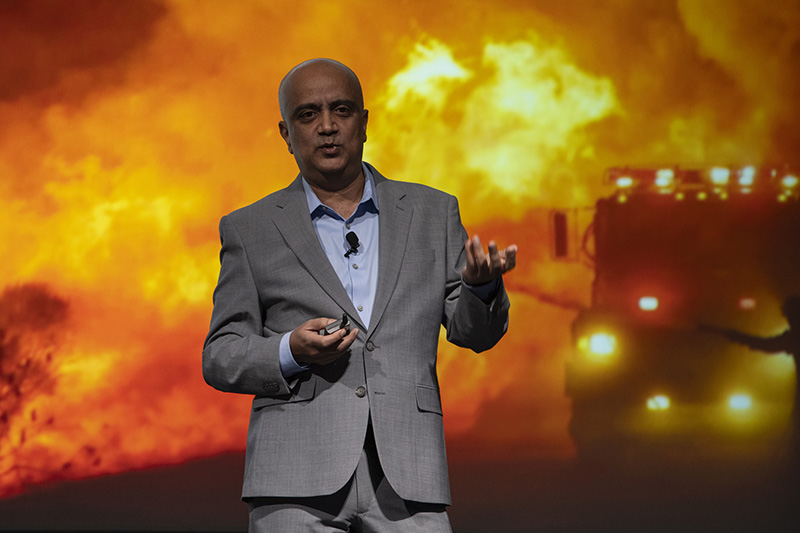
[1,0,798,496]
[369,37,618,217]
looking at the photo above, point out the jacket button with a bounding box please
[355,386,367,398]
[365,341,375,351]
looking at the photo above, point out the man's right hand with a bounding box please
[290,317,359,365]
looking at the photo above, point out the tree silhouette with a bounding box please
[0,284,69,489]
[701,295,800,515]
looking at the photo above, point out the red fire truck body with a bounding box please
[566,166,798,459]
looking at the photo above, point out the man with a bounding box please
[203,58,517,532]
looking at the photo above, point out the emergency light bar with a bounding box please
[606,165,798,201]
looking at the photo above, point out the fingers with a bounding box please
[291,317,359,366]
[328,325,359,351]
[311,327,359,365]
[487,241,502,271]
[502,244,518,273]
[464,235,485,273]
[463,235,518,285]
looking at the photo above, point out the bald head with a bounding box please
[276,58,369,188]
[278,58,364,121]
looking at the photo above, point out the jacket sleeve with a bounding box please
[442,195,511,352]
[202,215,295,397]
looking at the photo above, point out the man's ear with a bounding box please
[278,120,293,154]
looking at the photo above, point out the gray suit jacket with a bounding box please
[202,164,510,505]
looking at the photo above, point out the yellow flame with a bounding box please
[384,40,471,110]
[368,38,618,220]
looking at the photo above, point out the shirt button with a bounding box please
[353,264,359,269]
[346,223,351,229]
[357,305,363,311]
[365,341,375,351]
[355,386,367,398]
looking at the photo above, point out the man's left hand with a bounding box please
[462,235,518,286]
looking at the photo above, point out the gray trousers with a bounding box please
[247,426,452,533]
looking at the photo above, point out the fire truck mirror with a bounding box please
[552,210,569,259]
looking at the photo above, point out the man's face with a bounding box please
[279,62,368,187]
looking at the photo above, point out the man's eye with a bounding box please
[335,106,352,115]
[298,110,316,120]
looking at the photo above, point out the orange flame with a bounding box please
[1,0,799,496]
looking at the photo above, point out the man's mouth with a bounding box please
[319,143,340,155]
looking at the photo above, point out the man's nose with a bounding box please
[318,110,338,134]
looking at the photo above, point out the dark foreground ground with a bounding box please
[0,452,796,532]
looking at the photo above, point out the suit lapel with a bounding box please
[272,176,362,324]
[368,168,413,335]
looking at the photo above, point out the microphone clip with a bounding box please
[344,231,360,258]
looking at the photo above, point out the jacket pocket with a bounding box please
[416,384,443,415]
[252,379,316,411]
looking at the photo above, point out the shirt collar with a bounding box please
[302,163,379,221]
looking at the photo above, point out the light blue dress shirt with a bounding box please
[279,164,379,377]
[278,163,499,378]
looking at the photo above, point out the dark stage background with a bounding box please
[1,0,799,531]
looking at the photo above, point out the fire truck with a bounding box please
[560,166,799,460]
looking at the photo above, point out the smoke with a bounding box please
[0,0,166,103]
[0,0,167,205]
[677,0,800,164]
[525,0,800,166]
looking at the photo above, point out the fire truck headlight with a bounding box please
[646,394,671,411]
[578,332,617,360]
[728,393,753,411]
